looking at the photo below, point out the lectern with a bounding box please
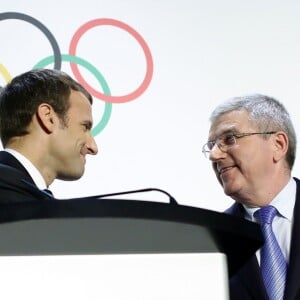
[0,198,263,299]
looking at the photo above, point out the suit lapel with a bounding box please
[0,151,33,183]
[236,255,268,299]
[284,178,300,300]
[0,151,48,202]
[227,203,269,299]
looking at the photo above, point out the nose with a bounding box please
[86,134,98,155]
[209,143,227,161]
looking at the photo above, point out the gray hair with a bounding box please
[210,94,297,170]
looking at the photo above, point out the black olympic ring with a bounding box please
[0,12,62,69]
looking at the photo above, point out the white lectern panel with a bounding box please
[0,253,228,300]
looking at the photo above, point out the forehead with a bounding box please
[209,110,254,139]
[68,90,92,115]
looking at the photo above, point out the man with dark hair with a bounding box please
[0,69,98,202]
[203,94,300,299]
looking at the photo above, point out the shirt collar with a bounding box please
[243,177,296,222]
[4,148,48,190]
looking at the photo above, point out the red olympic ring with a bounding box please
[69,18,153,103]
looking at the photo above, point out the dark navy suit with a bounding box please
[226,177,300,300]
[0,151,52,203]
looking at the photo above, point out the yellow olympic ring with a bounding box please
[0,64,12,83]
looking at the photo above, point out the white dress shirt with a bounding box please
[243,177,296,263]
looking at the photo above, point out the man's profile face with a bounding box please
[51,90,98,181]
[208,110,275,206]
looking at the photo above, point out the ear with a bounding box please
[272,131,289,163]
[36,103,56,133]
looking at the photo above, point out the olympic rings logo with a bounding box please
[0,12,154,136]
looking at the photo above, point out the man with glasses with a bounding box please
[203,94,300,300]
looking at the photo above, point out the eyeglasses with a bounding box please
[202,131,276,158]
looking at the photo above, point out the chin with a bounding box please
[222,183,238,197]
[223,185,247,204]
[58,170,84,181]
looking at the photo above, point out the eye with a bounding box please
[207,141,215,150]
[82,122,92,132]
[82,124,88,131]
[223,134,236,145]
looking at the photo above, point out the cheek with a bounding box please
[234,144,258,163]
[239,149,271,178]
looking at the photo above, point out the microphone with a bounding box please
[22,180,178,205]
[90,188,178,205]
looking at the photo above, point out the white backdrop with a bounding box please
[1,1,300,212]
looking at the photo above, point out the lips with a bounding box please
[218,165,235,175]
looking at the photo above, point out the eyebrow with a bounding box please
[209,127,239,141]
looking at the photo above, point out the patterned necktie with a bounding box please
[256,206,287,300]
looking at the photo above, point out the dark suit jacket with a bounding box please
[0,151,52,203]
[226,177,300,300]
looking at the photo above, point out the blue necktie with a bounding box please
[256,206,287,300]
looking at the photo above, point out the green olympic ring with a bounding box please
[33,54,112,137]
